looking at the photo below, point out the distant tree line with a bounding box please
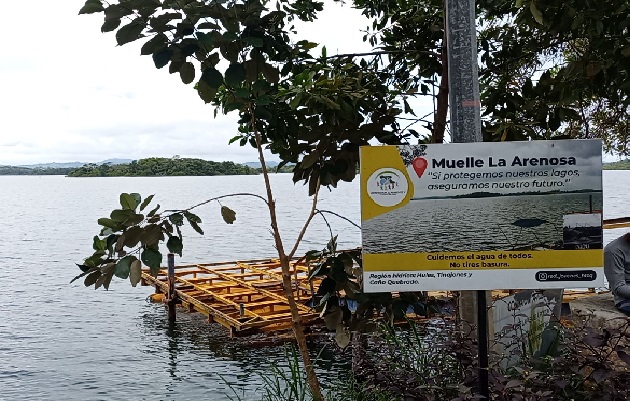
[67,158,259,177]
[603,160,630,170]
[0,166,75,175]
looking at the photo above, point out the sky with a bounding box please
[0,1,378,165]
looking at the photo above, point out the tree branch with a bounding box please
[288,177,321,259]
[163,192,268,213]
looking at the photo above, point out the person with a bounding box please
[603,233,630,316]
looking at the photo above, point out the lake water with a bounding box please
[0,171,627,400]
[363,192,604,253]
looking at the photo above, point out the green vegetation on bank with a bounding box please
[603,160,630,170]
[0,166,75,175]
[67,157,258,177]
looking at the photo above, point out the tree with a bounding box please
[355,0,630,148]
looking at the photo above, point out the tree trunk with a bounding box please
[250,113,324,401]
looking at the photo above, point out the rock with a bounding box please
[569,292,630,330]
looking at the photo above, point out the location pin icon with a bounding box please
[412,157,428,178]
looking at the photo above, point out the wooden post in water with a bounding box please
[167,253,176,322]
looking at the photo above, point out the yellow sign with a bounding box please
[360,140,604,292]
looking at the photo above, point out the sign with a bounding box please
[360,140,603,292]
[492,289,563,367]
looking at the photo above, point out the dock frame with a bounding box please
[141,258,321,336]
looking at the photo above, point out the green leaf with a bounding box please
[197,80,218,103]
[220,206,236,224]
[71,266,99,284]
[92,235,107,251]
[189,220,204,235]
[96,268,115,290]
[98,217,120,230]
[115,255,136,279]
[141,248,163,274]
[101,18,121,33]
[530,2,544,25]
[152,49,172,69]
[120,193,139,210]
[225,63,246,87]
[141,34,168,56]
[198,22,221,30]
[261,63,279,84]
[147,203,160,217]
[243,37,263,47]
[167,236,183,256]
[234,88,249,99]
[123,226,143,247]
[180,62,195,84]
[79,0,104,14]
[110,209,134,223]
[201,68,224,89]
[116,19,145,46]
[140,224,163,246]
[84,270,101,287]
[183,211,201,223]
[139,194,154,211]
[169,213,185,226]
[129,260,142,287]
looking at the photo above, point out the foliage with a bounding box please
[305,238,441,347]
[0,165,75,175]
[356,0,630,149]
[603,159,630,170]
[350,318,630,401]
[79,0,416,194]
[72,192,238,289]
[67,157,258,177]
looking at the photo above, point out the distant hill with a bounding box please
[243,161,279,168]
[17,159,133,169]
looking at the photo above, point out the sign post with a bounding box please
[446,0,487,396]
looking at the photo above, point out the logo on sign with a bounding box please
[367,168,409,207]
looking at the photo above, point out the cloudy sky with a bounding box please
[0,1,378,165]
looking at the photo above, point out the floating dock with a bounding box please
[141,258,321,336]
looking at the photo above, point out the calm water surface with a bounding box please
[0,174,360,401]
[0,171,628,400]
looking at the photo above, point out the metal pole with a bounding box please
[476,289,490,399]
[167,253,176,322]
[445,0,482,143]
[445,0,489,398]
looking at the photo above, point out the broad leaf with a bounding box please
[139,194,154,211]
[129,260,142,287]
[115,255,136,279]
[180,62,195,84]
[201,68,223,89]
[141,34,168,56]
[116,19,145,46]
[79,0,104,15]
[120,193,139,210]
[141,248,163,276]
[169,213,185,226]
[84,270,101,287]
[188,220,204,235]
[220,206,236,224]
[98,217,120,230]
[167,236,183,256]
[225,63,246,87]
[530,2,544,25]
[152,49,172,69]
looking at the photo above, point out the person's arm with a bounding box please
[604,248,630,299]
